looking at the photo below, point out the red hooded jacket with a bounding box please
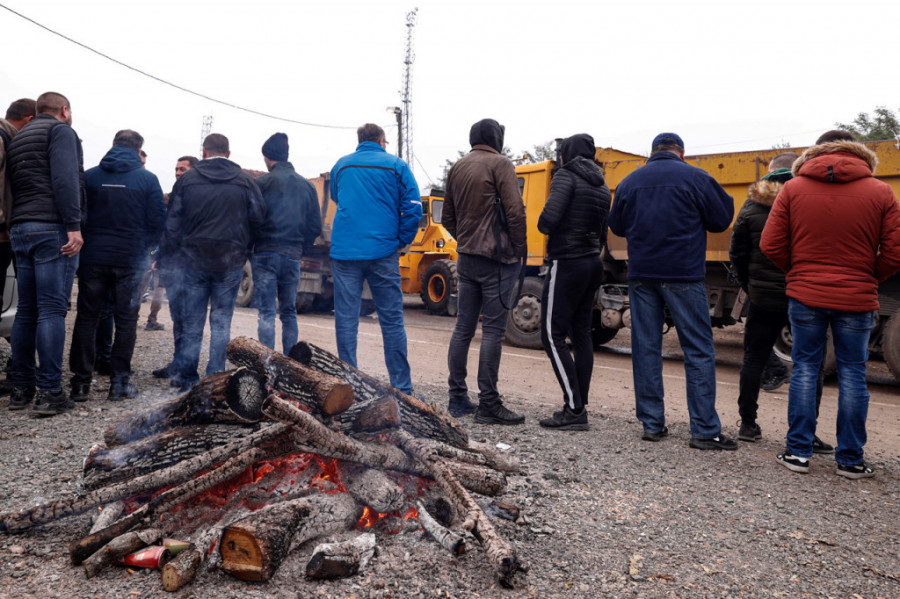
[760,140,900,312]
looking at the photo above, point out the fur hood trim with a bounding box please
[746,179,782,207]
[792,140,878,176]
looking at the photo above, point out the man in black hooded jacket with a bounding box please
[443,118,527,424]
[536,134,610,430]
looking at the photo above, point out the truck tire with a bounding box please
[235,261,253,307]
[295,292,315,314]
[421,259,457,315]
[881,312,900,382]
[772,323,837,376]
[591,310,618,349]
[505,276,544,349]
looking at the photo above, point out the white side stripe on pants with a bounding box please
[545,260,575,409]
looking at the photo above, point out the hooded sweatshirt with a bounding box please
[81,145,165,268]
[537,134,611,260]
[443,119,526,262]
[163,157,266,272]
[760,140,900,311]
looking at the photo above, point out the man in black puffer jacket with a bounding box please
[536,134,610,430]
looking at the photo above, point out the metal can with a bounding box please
[117,545,172,570]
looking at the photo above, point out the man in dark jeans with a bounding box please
[252,133,321,352]
[443,118,527,424]
[68,129,165,401]
[162,134,265,391]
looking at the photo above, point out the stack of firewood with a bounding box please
[0,337,523,590]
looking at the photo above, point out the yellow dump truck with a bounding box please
[509,141,900,380]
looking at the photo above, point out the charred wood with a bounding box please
[416,501,465,556]
[340,463,405,514]
[89,501,125,535]
[305,533,376,580]
[83,527,162,578]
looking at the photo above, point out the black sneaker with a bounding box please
[474,403,525,426]
[153,363,175,379]
[737,421,762,442]
[70,382,91,402]
[690,434,738,451]
[31,388,75,417]
[836,462,875,479]
[776,450,810,473]
[812,435,835,455]
[145,321,165,331]
[641,426,669,442]
[8,386,35,410]
[539,407,588,431]
[448,396,478,418]
[761,371,790,392]
[108,382,138,402]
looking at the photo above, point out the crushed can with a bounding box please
[117,545,172,570]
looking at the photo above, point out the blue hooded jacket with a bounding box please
[81,145,165,268]
[608,151,733,281]
[329,141,422,260]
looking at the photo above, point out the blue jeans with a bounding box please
[178,266,242,385]
[629,280,721,438]
[251,252,301,353]
[787,299,874,465]
[332,252,411,394]
[9,222,78,391]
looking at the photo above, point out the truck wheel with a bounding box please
[505,276,544,349]
[591,310,618,349]
[772,324,837,376]
[295,292,315,314]
[235,261,253,307]
[881,312,900,381]
[421,259,457,315]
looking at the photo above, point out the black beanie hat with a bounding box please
[262,132,289,161]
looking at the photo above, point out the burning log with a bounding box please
[324,395,401,434]
[104,368,265,447]
[219,492,361,582]
[289,341,468,447]
[89,501,125,535]
[416,500,465,556]
[226,337,354,415]
[340,463,405,514]
[305,533,376,580]
[83,527,162,578]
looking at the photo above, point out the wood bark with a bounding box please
[289,341,468,447]
[83,528,162,578]
[103,368,265,447]
[219,493,360,582]
[89,501,125,535]
[305,533,376,579]
[161,543,202,592]
[324,395,401,434]
[427,439,521,473]
[416,501,465,556]
[390,430,519,588]
[340,463,405,514]
[226,337,354,416]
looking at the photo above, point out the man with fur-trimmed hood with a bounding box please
[761,130,900,479]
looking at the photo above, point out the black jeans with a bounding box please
[69,264,143,385]
[540,255,604,412]
[738,301,823,423]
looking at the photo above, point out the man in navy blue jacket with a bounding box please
[69,129,165,401]
[329,123,421,394]
[608,133,737,450]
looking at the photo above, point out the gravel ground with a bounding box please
[0,305,898,599]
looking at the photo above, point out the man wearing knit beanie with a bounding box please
[251,133,322,352]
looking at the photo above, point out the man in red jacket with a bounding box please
[761,130,900,479]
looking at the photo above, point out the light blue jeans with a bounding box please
[251,252,301,353]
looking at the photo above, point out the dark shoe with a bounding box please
[474,403,525,426]
[690,434,738,451]
[0,379,13,397]
[8,386,36,410]
[776,450,810,473]
[145,321,165,331]
[539,407,589,431]
[737,421,762,442]
[761,371,790,392]
[95,360,112,376]
[448,396,478,418]
[31,388,75,416]
[641,426,669,442]
[153,363,176,379]
[836,461,875,479]
[108,382,138,402]
[812,435,835,455]
[71,382,91,403]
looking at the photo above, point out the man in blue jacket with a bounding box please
[69,129,165,401]
[162,133,266,390]
[608,133,737,450]
[329,123,421,394]
[252,133,322,352]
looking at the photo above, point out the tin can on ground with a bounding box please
[117,545,172,570]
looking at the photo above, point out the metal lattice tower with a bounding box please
[200,115,213,154]
[401,8,417,167]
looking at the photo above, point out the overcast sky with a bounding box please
[0,0,896,191]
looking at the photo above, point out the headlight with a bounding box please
[436,239,445,249]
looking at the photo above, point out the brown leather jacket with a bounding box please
[443,145,526,263]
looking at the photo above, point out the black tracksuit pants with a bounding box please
[541,255,604,412]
